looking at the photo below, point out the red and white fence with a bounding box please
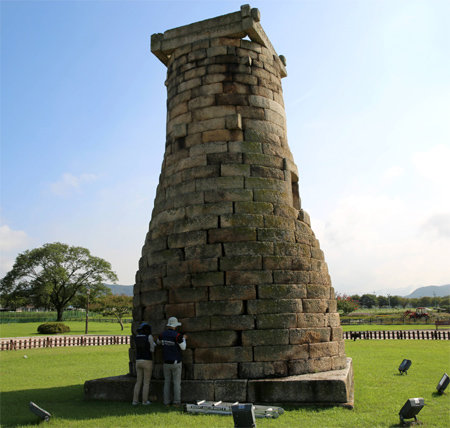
[0,335,130,351]
[344,329,450,340]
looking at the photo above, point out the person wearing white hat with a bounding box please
[157,316,187,406]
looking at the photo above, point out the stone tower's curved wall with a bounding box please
[132,8,346,383]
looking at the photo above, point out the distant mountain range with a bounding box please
[405,284,450,298]
[105,284,133,296]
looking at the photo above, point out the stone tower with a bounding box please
[131,4,353,405]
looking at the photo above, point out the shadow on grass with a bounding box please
[1,384,177,427]
[2,384,347,427]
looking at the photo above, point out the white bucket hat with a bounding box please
[167,316,182,328]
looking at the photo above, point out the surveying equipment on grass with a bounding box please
[29,401,51,421]
[436,373,449,395]
[399,398,424,425]
[232,403,256,427]
[185,400,284,419]
[398,359,412,375]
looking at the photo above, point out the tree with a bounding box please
[336,293,359,315]
[390,295,401,308]
[377,295,389,307]
[91,294,132,330]
[398,297,409,308]
[0,243,117,321]
[350,294,361,303]
[418,296,432,307]
[360,294,377,308]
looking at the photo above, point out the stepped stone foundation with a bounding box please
[84,4,353,406]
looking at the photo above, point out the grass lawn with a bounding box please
[1,341,449,427]
[0,321,131,338]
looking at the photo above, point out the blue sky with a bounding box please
[1,0,449,295]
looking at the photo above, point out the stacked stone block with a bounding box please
[132,5,347,383]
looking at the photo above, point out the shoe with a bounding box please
[132,401,139,406]
[143,401,152,405]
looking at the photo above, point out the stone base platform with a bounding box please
[84,358,353,408]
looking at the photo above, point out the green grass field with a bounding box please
[1,341,449,427]
[0,321,131,338]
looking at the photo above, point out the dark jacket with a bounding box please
[159,329,183,362]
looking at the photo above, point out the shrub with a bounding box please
[37,322,70,334]
[336,293,359,315]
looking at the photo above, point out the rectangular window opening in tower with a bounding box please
[291,174,300,210]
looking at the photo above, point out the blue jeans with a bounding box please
[163,362,182,405]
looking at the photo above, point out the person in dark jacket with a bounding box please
[157,316,186,406]
[132,322,156,405]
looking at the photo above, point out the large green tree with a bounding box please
[91,294,133,330]
[0,243,117,321]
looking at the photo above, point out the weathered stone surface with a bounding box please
[219,255,262,271]
[226,270,272,285]
[242,329,289,346]
[297,313,328,328]
[196,300,243,316]
[258,284,306,299]
[210,315,255,330]
[165,302,195,318]
[240,360,288,379]
[309,342,339,358]
[204,188,253,202]
[248,358,353,404]
[306,284,330,299]
[247,298,302,314]
[303,299,329,313]
[193,363,238,380]
[273,270,310,284]
[289,328,330,345]
[209,284,256,300]
[221,213,264,228]
[256,313,297,329]
[195,346,253,363]
[188,330,238,348]
[208,227,256,243]
[223,241,274,256]
[234,201,273,214]
[168,230,206,248]
[128,5,348,395]
[331,327,343,342]
[327,313,341,327]
[185,244,222,260]
[179,316,210,332]
[191,271,224,287]
[85,359,353,405]
[254,344,309,362]
[169,287,208,303]
[214,380,247,401]
[288,357,332,376]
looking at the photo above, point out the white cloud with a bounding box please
[411,144,450,188]
[0,224,29,251]
[422,213,450,239]
[381,166,404,183]
[316,190,450,295]
[50,173,98,197]
[0,224,31,276]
